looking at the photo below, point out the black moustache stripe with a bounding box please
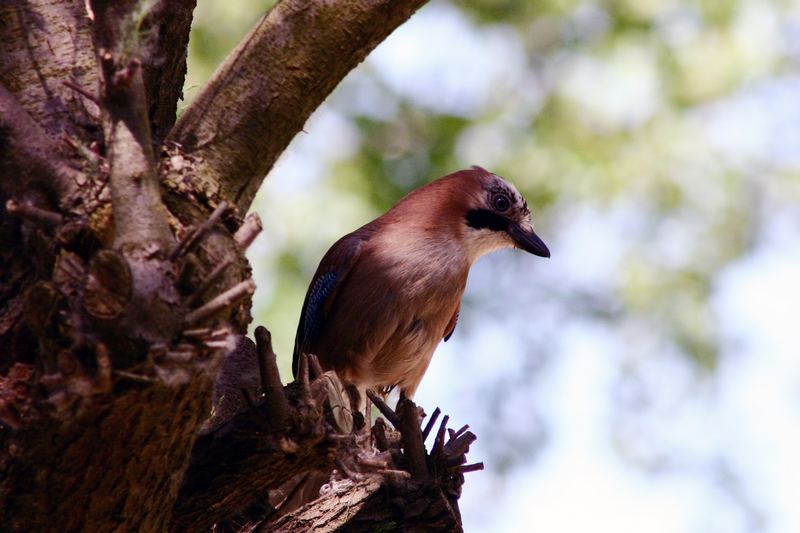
[465,209,508,232]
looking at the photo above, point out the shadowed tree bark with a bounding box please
[0,0,483,531]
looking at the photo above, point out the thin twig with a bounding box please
[444,431,477,458]
[421,407,441,442]
[459,462,484,474]
[183,279,255,326]
[170,201,229,260]
[204,340,231,350]
[452,424,470,439]
[431,415,450,457]
[184,258,233,306]
[165,350,195,363]
[6,199,63,226]
[169,227,197,261]
[365,390,398,427]
[61,132,102,164]
[63,79,100,104]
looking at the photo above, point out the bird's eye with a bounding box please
[492,194,511,212]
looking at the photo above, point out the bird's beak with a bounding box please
[508,223,550,258]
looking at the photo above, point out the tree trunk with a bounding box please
[0,1,479,530]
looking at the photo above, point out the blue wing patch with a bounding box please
[292,229,371,378]
[301,271,338,348]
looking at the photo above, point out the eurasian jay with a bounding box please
[292,166,549,399]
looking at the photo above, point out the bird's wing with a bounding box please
[443,307,459,342]
[292,231,369,377]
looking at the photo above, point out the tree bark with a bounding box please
[0,0,486,531]
[168,0,428,213]
[0,0,100,139]
[139,1,197,141]
[267,477,463,532]
[2,370,215,532]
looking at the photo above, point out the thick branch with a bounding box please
[100,55,173,251]
[140,1,197,140]
[89,1,175,250]
[168,0,428,212]
[0,1,100,139]
[184,279,256,326]
[173,384,333,530]
[0,84,80,201]
[88,0,196,141]
[267,477,462,532]
[171,331,479,531]
[0,367,217,532]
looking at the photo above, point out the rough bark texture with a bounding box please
[0,0,101,140]
[172,337,333,530]
[171,334,476,532]
[0,0,485,531]
[2,371,215,532]
[0,83,81,201]
[168,0,428,213]
[267,477,462,533]
[140,0,197,140]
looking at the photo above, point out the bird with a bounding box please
[292,165,549,400]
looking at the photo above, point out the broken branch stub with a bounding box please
[255,326,289,429]
[184,279,256,326]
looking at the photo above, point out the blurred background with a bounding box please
[185,1,800,531]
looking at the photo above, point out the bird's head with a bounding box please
[457,166,550,261]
